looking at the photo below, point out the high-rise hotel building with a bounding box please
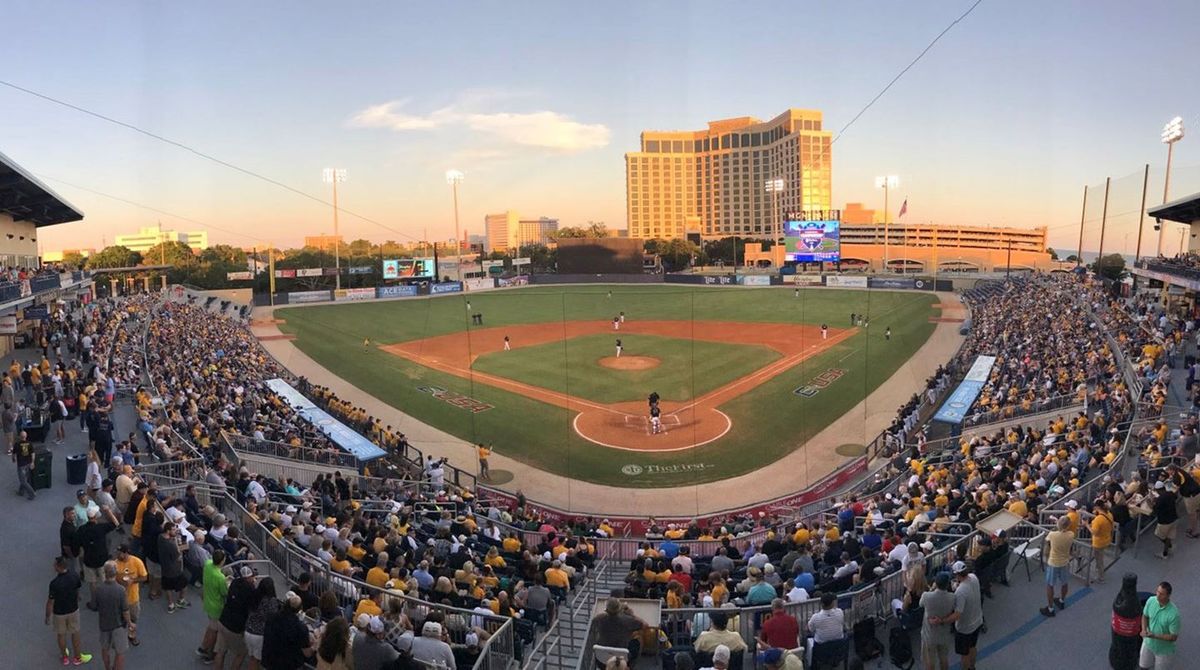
[625,109,832,240]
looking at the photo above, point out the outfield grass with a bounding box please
[470,333,780,404]
[276,285,938,487]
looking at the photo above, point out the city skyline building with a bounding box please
[114,226,208,253]
[625,108,832,240]
[484,211,559,252]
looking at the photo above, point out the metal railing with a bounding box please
[223,431,361,469]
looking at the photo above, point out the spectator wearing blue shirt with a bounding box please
[861,525,883,552]
[659,538,679,560]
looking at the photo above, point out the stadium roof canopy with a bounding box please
[1148,191,1200,225]
[0,149,84,226]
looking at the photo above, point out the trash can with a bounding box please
[66,453,88,486]
[32,449,52,490]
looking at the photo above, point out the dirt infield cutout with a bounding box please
[383,320,854,453]
[598,355,660,371]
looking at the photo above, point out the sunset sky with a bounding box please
[3,1,1199,254]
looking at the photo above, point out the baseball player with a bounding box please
[503,335,511,351]
[794,287,800,298]
[619,311,626,323]
[885,326,892,341]
[648,391,660,409]
[466,300,472,311]
[615,338,623,357]
[362,337,371,351]
[850,312,856,326]
[650,404,662,434]
[613,316,620,331]
[821,324,828,340]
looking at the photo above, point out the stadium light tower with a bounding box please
[446,170,465,282]
[321,168,347,290]
[1158,117,1185,256]
[764,178,784,264]
[876,175,899,273]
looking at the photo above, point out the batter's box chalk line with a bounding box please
[623,414,681,427]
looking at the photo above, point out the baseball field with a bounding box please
[275,285,938,487]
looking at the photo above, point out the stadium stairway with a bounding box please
[524,555,628,670]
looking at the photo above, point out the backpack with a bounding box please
[853,616,884,660]
[889,625,915,668]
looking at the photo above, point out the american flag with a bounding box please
[898,199,908,218]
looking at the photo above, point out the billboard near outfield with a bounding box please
[784,219,840,262]
[382,258,435,279]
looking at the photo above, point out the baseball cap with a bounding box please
[355,613,371,629]
[368,616,385,635]
[240,566,255,578]
[757,648,784,664]
[422,621,442,637]
[951,561,968,574]
[1065,500,1078,509]
[713,645,731,663]
[75,489,87,498]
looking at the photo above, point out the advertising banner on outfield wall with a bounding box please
[376,285,419,298]
[868,277,915,289]
[334,288,375,302]
[348,266,374,275]
[933,355,997,424]
[226,271,253,281]
[736,275,771,286]
[288,290,331,303]
[824,275,869,288]
[497,276,529,288]
[296,268,324,278]
[463,278,496,292]
[430,281,463,294]
[783,275,825,285]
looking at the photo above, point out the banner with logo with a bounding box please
[334,288,375,302]
[22,305,50,321]
[933,355,997,424]
[431,281,463,294]
[783,274,825,285]
[513,257,531,266]
[296,268,324,277]
[0,315,16,334]
[464,278,495,292]
[288,290,331,304]
[377,285,419,298]
[482,260,505,270]
[825,275,869,288]
[274,269,296,278]
[737,275,771,286]
[348,266,374,275]
[497,276,528,288]
[226,271,253,281]
[868,277,916,289]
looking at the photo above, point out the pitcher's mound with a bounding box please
[598,356,660,371]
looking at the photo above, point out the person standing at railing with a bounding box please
[1040,516,1075,618]
[1166,461,1200,539]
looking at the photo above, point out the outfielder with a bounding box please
[615,338,623,357]
[821,324,828,340]
[503,335,511,351]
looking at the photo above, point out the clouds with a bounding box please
[350,98,610,153]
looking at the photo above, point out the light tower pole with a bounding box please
[764,178,784,265]
[322,168,347,289]
[446,170,465,282]
[876,175,899,273]
[1158,117,1185,256]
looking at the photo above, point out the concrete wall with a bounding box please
[0,213,41,268]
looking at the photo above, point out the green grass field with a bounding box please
[276,285,938,487]
[471,333,779,404]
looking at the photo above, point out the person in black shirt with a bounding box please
[1153,482,1180,558]
[11,431,36,500]
[74,510,116,610]
[214,566,257,670]
[61,507,80,573]
[47,555,90,664]
[260,592,314,670]
[291,573,319,612]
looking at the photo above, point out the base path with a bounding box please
[253,292,967,516]
[381,320,853,451]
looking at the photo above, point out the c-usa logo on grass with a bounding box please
[621,464,644,476]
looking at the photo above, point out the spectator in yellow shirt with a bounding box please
[545,561,570,590]
[1089,501,1113,583]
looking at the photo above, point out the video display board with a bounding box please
[382,258,435,279]
[784,220,840,262]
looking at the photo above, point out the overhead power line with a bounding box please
[0,77,421,242]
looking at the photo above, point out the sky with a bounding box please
[3,1,1200,255]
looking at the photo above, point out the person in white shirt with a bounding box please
[785,581,810,604]
[246,476,268,505]
[805,593,846,667]
[671,546,694,574]
[832,555,858,581]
